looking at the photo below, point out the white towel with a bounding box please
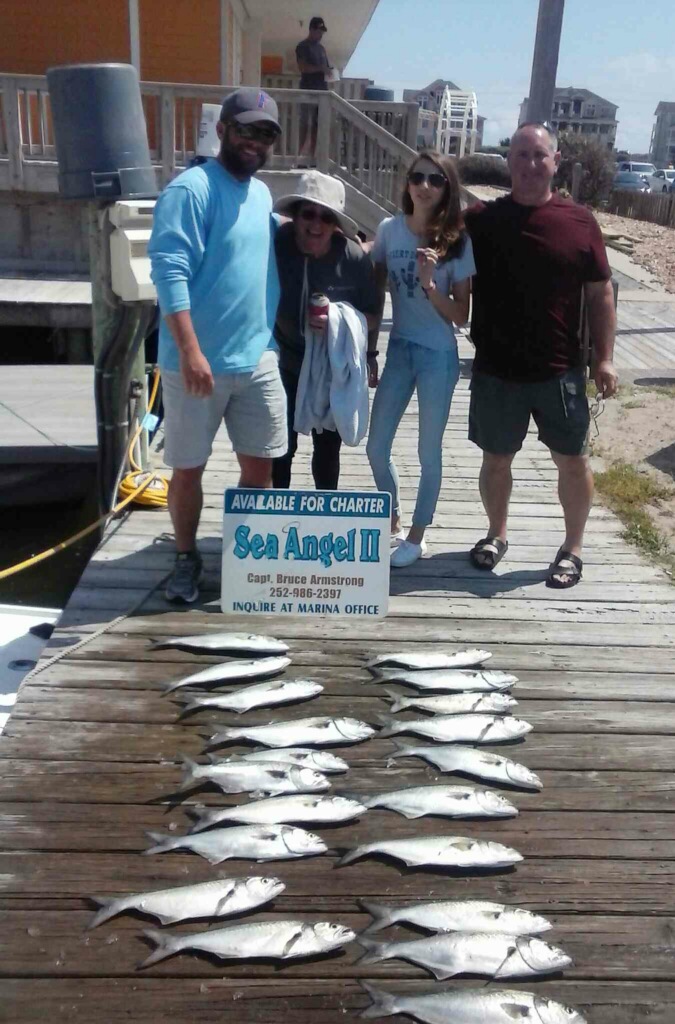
[294,300,369,446]
[326,301,369,446]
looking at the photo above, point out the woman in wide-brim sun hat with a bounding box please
[271,171,381,490]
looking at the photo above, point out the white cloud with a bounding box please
[602,51,675,88]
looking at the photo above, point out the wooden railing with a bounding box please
[326,92,418,212]
[608,187,675,228]
[262,73,372,102]
[0,73,418,213]
[350,100,419,151]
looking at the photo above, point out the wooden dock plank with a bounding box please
[3,979,674,1024]
[3,361,674,1021]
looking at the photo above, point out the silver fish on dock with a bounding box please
[358,930,572,980]
[390,741,543,791]
[144,824,330,864]
[140,918,355,969]
[149,632,289,655]
[367,649,492,671]
[209,715,376,748]
[383,689,517,715]
[163,655,291,694]
[359,898,553,936]
[177,754,330,795]
[348,784,518,820]
[178,678,323,715]
[88,876,285,929]
[373,668,517,691]
[223,747,349,773]
[359,981,588,1023]
[377,712,532,743]
[189,794,367,831]
[337,834,523,869]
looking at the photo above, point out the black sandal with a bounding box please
[470,537,508,571]
[547,549,583,589]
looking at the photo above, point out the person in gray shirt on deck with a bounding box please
[296,16,332,162]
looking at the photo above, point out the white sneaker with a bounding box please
[390,528,406,545]
[390,539,427,567]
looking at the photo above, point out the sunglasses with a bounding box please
[408,170,446,189]
[230,121,280,145]
[299,207,337,226]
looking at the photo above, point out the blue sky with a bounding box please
[345,0,675,152]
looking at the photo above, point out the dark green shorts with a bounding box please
[469,368,590,456]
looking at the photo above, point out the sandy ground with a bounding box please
[590,381,675,553]
[595,211,675,294]
[590,213,675,555]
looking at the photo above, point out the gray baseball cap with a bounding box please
[220,89,281,132]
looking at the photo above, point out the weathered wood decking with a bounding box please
[2,332,675,1023]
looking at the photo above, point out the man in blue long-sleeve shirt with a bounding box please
[149,88,287,604]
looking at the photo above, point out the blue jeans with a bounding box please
[366,336,460,528]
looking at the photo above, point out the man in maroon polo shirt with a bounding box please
[464,122,618,588]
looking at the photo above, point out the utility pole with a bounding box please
[524,0,565,125]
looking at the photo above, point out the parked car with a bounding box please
[647,168,675,192]
[616,161,657,177]
[612,171,651,193]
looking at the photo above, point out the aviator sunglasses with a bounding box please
[230,121,280,145]
[408,170,447,189]
[299,207,337,225]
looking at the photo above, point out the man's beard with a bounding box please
[220,139,268,179]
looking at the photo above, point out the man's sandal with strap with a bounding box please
[547,549,583,589]
[469,537,509,571]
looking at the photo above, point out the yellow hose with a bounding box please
[117,367,169,509]
[0,368,169,581]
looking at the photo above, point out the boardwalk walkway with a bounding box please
[2,330,675,1023]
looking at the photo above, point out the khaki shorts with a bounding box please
[162,350,288,469]
[469,368,590,456]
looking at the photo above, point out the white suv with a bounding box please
[616,161,656,175]
[646,169,675,193]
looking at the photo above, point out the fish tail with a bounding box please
[355,936,386,965]
[381,687,406,713]
[185,804,210,833]
[143,830,172,856]
[370,666,397,679]
[359,981,398,1018]
[358,899,392,934]
[137,927,181,968]
[388,738,415,757]
[335,846,361,867]
[87,896,116,929]
[176,698,201,719]
[374,712,398,737]
[163,677,186,695]
[177,755,200,791]
[208,730,231,747]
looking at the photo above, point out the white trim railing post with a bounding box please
[160,86,176,185]
[315,92,331,172]
[4,78,24,189]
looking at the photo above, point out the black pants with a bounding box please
[272,367,342,489]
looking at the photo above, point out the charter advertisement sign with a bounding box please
[221,488,391,617]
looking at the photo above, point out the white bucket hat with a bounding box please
[274,171,359,240]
